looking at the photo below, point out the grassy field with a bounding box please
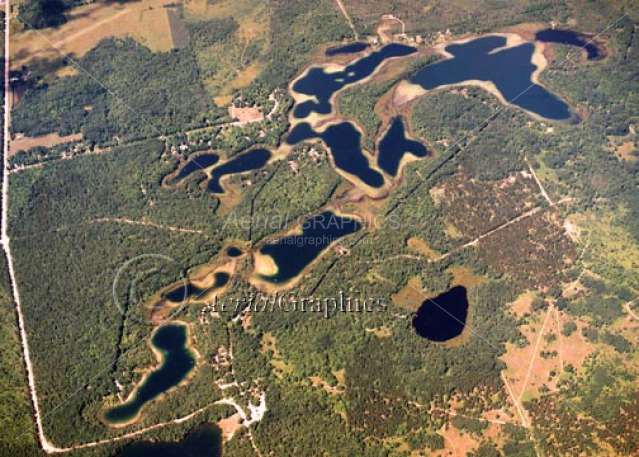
[11,0,181,70]
[185,0,270,104]
[9,131,82,156]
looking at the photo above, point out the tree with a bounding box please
[19,0,67,29]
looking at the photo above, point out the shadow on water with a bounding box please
[116,423,222,457]
[535,29,601,60]
[325,42,370,56]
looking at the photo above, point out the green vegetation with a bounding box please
[12,38,222,146]
[19,0,67,29]
[338,54,441,150]
[4,0,639,455]
[0,286,43,456]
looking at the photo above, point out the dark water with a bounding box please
[292,43,416,119]
[287,122,384,188]
[535,29,601,60]
[226,246,243,258]
[412,286,469,342]
[206,148,271,194]
[167,153,219,185]
[260,211,362,283]
[103,323,196,424]
[409,36,573,121]
[377,117,429,177]
[164,273,230,303]
[326,42,370,56]
[117,423,222,457]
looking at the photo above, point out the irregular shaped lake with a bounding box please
[206,148,271,194]
[535,29,601,60]
[409,35,573,121]
[167,153,220,186]
[259,211,361,284]
[292,43,416,119]
[103,322,196,425]
[164,272,230,303]
[377,117,430,177]
[412,286,469,342]
[287,122,384,188]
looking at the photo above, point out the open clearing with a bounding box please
[9,132,82,156]
[11,0,182,70]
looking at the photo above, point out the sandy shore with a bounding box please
[392,32,573,123]
[249,206,365,293]
[101,321,200,428]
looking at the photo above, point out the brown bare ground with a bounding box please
[407,236,440,260]
[9,132,82,156]
[500,305,585,405]
[555,314,595,371]
[228,105,264,123]
[509,293,534,318]
[217,412,243,441]
[434,424,480,457]
[392,276,425,312]
[377,17,402,44]
[614,141,637,162]
[497,22,549,41]
[449,266,484,289]
[309,375,343,395]
[11,0,178,70]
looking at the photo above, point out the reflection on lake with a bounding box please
[117,423,222,457]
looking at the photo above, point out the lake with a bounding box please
[117,423,222,457]
[103,322,196,425]
[377,117,430,177]
[409,35,573,121]
[287,121,384,188]
[292,43,416,119]
[412,286,469,342]
[259,211,361,284]
[167,153,219,186]
[535,29,601,60]
[325,42,370,56]
[206,148,271,194]
[226,246,243,258]
[164,272,230,303]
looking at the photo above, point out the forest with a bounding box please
[2,0,639,456]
